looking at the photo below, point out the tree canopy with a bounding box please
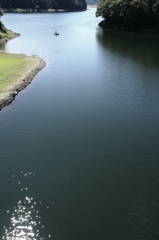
[96,0,159,25]
[0,0,86,10]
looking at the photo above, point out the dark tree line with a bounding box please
[96,0,159,25]
[0,0,87,10]
[0,7,3,31]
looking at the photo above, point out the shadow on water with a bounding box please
[95,28,159,240]
[96,28,159,70]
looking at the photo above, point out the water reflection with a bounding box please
[3,172,51,240]
[96,29,159,69]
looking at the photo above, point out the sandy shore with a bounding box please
[0,54,46,110]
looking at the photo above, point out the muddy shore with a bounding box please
[0,53,46,110]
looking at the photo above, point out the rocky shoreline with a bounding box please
[0,54,46,110]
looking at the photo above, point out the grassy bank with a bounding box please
[0,30,20,43]
[0,21,20,43]
[0,24,46,110]
[0,51,46,109]
[0,28,12,39]
[0,51,29,94]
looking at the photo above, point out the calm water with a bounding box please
[0,8,159,240]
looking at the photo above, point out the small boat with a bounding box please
[54,31,59,36]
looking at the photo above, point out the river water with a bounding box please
[0,8,159,240]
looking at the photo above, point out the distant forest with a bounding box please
[0,0,87,10]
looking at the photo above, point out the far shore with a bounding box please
[1,6,98,14]
[0,35,46,110]
[2,8,87,13]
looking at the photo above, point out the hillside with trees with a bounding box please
[0,7,20,41]
[96,0,159,32]
[0,0,86,10]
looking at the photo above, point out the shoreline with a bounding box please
[0,32,21,43]
[0,53,46,110]
[2,8,87,13]
[98,20,159,33]
[0,34,46,110]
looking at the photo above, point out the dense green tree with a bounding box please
[0,0,86,10]
[96,0,159,25]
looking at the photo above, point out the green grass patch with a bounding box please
[0,22,18,40]
[0,32,7,39]
[0,29,17,39]
[0,51,29,93]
